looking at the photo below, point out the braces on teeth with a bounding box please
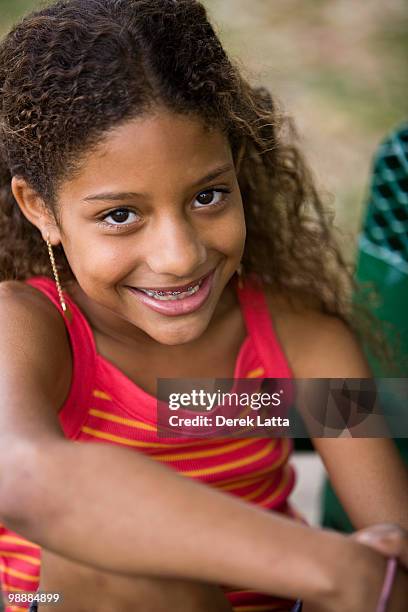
[139,280,202,300]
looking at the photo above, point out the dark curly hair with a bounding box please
[0,0,394,368]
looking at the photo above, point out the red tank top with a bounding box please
[0,274,302,611]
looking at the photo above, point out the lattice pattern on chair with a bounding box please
[361,124,408,269]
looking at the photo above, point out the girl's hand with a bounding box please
[305,537,408,612]
[350,523,408,569]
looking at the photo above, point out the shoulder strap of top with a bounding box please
[25,276,96,437]
[235,274,293,378]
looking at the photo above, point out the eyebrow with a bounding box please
[82,162,234,203]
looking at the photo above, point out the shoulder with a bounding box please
[0,279,67,332]
[0,280,72,409]
[263,286,371,378]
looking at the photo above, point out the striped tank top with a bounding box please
[0,274,302,612]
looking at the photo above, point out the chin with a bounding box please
[145,317,210,346]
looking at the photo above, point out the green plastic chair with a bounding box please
[321,123,408,533]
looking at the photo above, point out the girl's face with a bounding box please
[56,110,246,346]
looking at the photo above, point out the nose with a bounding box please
[144,214,207,278]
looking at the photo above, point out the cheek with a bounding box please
[212,201,246,257]
[234,204,247,250]
[61,228,138,288]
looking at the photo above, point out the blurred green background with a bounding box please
[1,0,407,252]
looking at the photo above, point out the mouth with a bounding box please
[131,269,214,302]
[126,268,217,316]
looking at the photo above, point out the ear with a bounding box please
[11,176,62,245]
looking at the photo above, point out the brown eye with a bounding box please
[196,191,215,205]
[194,189,230,209]
[110,209,130,223]
[102,208,140,227]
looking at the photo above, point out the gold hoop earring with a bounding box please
[46,233,67,313]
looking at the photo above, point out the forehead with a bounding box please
[61,111,232,198]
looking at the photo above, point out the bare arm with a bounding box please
[266,293,408,531]
[314,436,408,530]
[0,282,405,611]
[305,317,408,531]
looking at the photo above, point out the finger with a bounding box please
[352,525,408,568]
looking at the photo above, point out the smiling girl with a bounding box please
[0,1,407,611]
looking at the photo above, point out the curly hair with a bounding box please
[0,0,393,367]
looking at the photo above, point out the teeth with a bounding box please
[139,282,201,301]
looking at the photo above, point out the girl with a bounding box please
[0,1,407,611]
